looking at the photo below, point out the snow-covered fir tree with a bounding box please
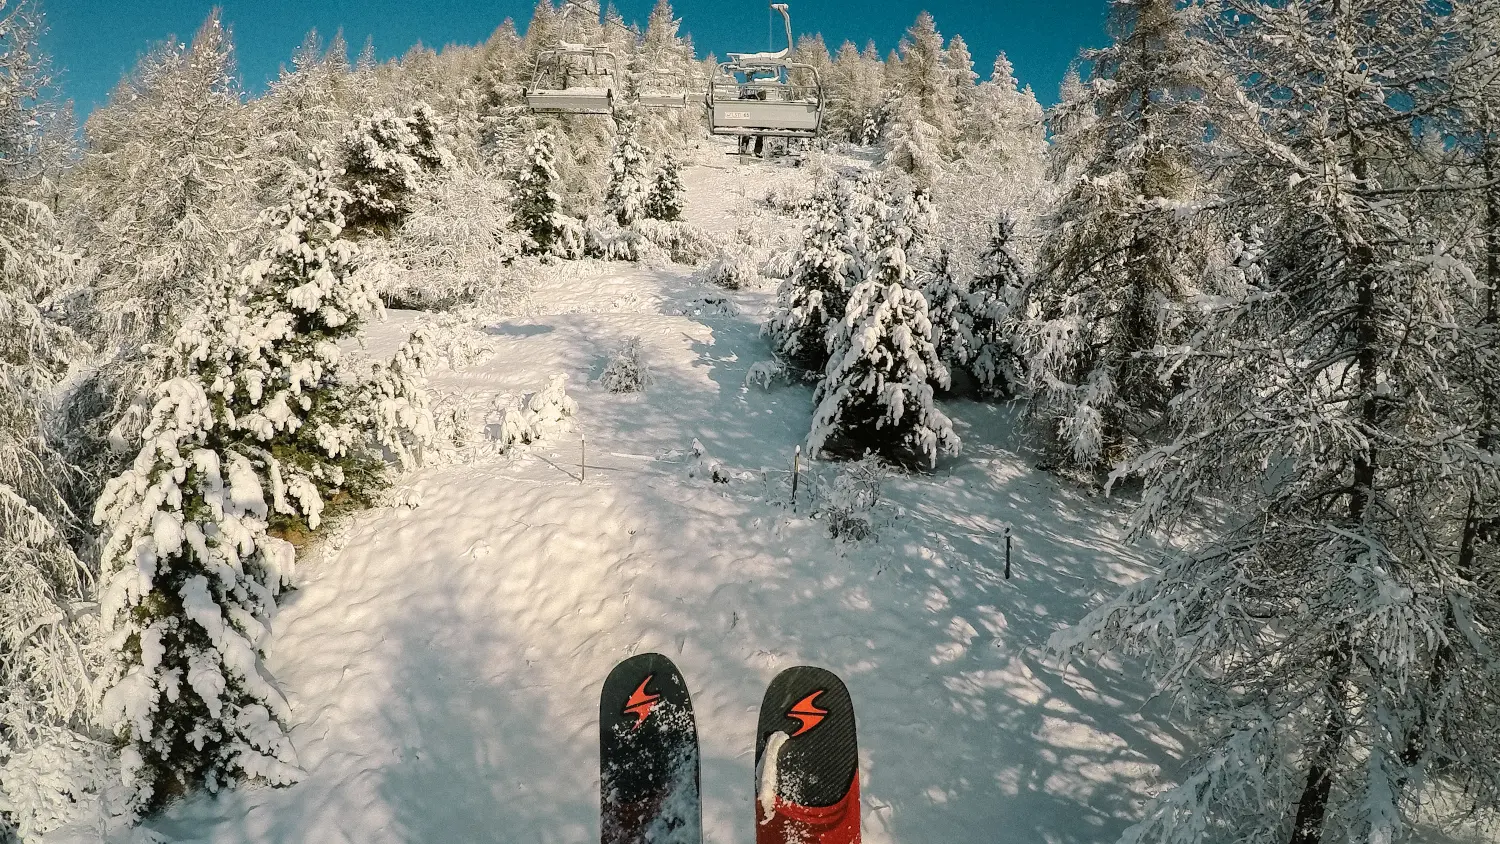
[1056,4,1500,844]
[809,197,959,469]
[227,153,387,519]
[254,29,354,199]
[895,12,957,148]
[943,34,978,116]
[958,54,1046,175]
[1020,0,1215,477]
[920,247,972,377]
[95,150,441,814]
[934,52,1048,282]
[94,343,302,816]
[477,19,525,120]
[603,121,649,227]
[644,152,684,222]
[965,215,1028,398]
[765,177,873,373]
[338,101,452,238]
[514,129,564,256]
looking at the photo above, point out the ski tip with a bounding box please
[755,665,857,811]
[600,652,697,739]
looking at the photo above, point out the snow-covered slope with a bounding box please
[136,149,1176,844]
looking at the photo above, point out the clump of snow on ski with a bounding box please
[756,730,789,824]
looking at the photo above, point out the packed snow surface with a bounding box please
[138,147,1176,844]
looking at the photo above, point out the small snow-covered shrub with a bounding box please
[760,246,798,281]
[761,182,813,214]
[554,214,587,260]
[687,438,731,484]
[745,359,791,390]
[671,295,742,318]
[598,336,653,393]
[491,374,578,452]
[700,247,760,290]
[633,218,720,265]
[0,731,112,842]
[813,456,889,541]
[360,326,442,470]
[584,219,669,265]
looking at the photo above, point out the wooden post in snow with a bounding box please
[1004,527,1012,580]
[792,445,801,512]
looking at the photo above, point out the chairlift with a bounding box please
[524,42,622,116]
[708,3,824,143]
[639,79,693,110]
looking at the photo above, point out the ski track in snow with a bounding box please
[146,145,1181,844]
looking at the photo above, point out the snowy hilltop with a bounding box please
[2,2,1499,844]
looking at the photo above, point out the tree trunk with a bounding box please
[1291,645,1353,844]
[1289,60,1377,836]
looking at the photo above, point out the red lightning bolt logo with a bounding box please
[787,691,828,737]
[623,676,661,730]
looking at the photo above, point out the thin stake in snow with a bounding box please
[581,433,587,483]
[1004,526,1012,580]
[792,445,801,512]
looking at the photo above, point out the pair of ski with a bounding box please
[600,653,859,844]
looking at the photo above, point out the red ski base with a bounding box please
[756,777,861,844]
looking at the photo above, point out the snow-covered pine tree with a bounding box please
[1020,0,1215,477]
[765,177,873,373]
[644,152,684,222]
[943,34,978,116]
[965,215,1028,398]
[227,151,386,521]
[603,122,648,227]
[94,342,302,816]
[338,101,452,238]
[881,94,946,189]
[895,12,957,148]
[0,4,110,836]
[74,9,245,347]
[514,129,563,255]
[1046,65,1097,185]
[809,198,959,468]
[959,54,1046,176]
[790,33,833,92]
[477,19,524,117]
[1055,4,1500,844]
[920,247,973,377]
[253,29,356,203]
[643,0,687,63]
[934,52,1048,284]
[826,40,884,143]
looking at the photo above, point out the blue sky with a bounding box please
[41,1,1108,120]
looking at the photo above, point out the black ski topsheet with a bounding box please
[600,652,702,844]
[754,665,858,809]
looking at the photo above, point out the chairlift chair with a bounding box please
[524,42,622,116]
[707,3,824,142]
